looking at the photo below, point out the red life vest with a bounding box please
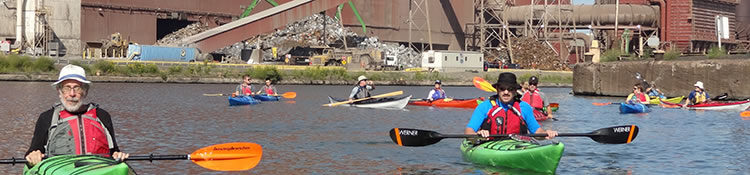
[241,85,253,95]
[46,104,114,156]
[263,85,275,94]
[631,93,647,102]
[521,89,545,109]
[480,99,528,135]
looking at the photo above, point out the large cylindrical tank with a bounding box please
[500,4,659,27]
[127,44,199,62]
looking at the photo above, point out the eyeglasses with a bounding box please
[61,86,83,93]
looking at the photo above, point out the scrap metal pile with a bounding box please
[210,14,420,67]
[155,23,210,46]
[508,37,570,71]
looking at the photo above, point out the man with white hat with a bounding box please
[349,75,375,101]
[685,81,710,106]
[25,64,129,167]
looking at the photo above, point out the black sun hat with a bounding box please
[493,72,522,91]
[529,76,539,85]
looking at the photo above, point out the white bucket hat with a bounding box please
[694,81,704,89]
[52,64,91,86]
[357,75,367,81]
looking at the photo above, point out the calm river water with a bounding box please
[0,81,749,174]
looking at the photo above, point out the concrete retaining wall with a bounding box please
[573,59,750,100]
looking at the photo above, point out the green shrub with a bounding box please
[93,60,116,74]
[247,66,282,82]
[69,60,92,74]
[167,66,184,75]
[601,49,622,62]
[664,49,680,60]
[30,57,55,73]
[707,46,727,59]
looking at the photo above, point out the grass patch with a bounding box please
[93,60,116,74]
[285,66,350,81]
[707,46,727,59]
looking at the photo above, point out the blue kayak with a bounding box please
[252,94,280,101]
[619,103,650,113]
[228,96,260,106]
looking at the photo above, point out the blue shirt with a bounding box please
[466,99,541,134]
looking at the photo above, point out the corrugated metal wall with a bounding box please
[81,0,247,45]
[737,0,749,40]
[691,0,736,42]
[80,0,473,50]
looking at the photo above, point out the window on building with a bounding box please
[429,56,435,63]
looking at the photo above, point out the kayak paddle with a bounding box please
[324,91,404,107]
[204,92,296,99]
[472,77,497,93]
[592,102,620,106]
[389,125,639,147]
[269,92,297,99]
[0,142,262,171]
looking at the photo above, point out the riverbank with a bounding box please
[0,54,572,86]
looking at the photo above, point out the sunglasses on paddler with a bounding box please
[495,84,516,92]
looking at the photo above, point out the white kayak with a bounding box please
[328,95,412,109]
[687,100,750,110]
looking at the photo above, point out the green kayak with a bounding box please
[460,139,564,174]
[24,155,134,175]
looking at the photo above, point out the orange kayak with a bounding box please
[408,98,483,108]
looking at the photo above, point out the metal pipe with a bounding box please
[14,0,23,48]
[651,0,666,42]
[500,4,660,27]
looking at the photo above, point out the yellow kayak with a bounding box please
[648,96,684,105]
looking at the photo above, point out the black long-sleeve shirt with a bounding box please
[25,105,121,156]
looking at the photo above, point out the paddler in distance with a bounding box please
[521,76,554,119]
[26,65,129,167]
[427,80,446,101]
[626,83,650,104]
[684,81,710,106]
[256,78,278,96]
[233,75,254,97]
[349,75,375,101]
[464,72,558,139]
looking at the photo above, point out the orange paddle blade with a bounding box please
[472,77,497,92]
[189,142,262,171]
[592,102,612,106]
[741,111,750,117]
[282,92,297,99]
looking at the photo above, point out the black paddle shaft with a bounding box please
[0,154,190,165]
[390,125,639,147]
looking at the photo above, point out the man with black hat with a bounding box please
[521,76,554,119]
[427,80,446,101]
[464,72,558,139]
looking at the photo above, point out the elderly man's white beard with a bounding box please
[60,96,84,112]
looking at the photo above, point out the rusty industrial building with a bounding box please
[1,0,748,63]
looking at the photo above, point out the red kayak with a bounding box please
[408,98,483,109]
[661,99,750,110]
